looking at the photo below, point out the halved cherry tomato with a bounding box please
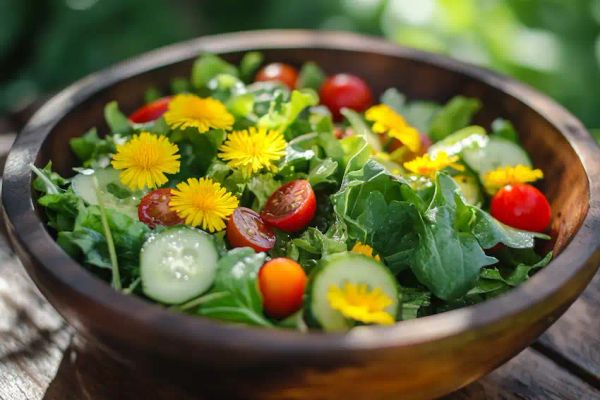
[262,180,317,232]
[491,184,551,232]
[129,97,171,123]
[227,207,276,252]
[255,63,299,90]
[138,188,183,228]
[258,257,307,319]
[320,73,373,120]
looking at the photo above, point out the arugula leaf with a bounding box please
[341,108,382,152]
[104,101,132,135]
[70,128,115,167]
[290,223,347,271]
[307,157,338,187]
[381,88,441,133]
[191,53,238,89]
[246,173,280,209]
[198,248,272,327]
[297,62,326,91]
[31,162,69,194]
[258,89,318,132]
[398,287,431,320]
[429,96,481,142]
[239,51,263,83]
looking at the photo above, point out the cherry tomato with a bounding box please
[128,97,171,123]
[138,188,183,228]
[262,180,317,232]
[491,184,551,232]
[319,74,373,120]
[226,207,276,252]
[255,63,299,90]
[258,257,307,319]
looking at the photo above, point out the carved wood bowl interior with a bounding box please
[3,30,600,400]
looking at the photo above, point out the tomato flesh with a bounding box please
[227,207,276,252]
[490,184,551,232]
[320,74,373,120]
[262,180,317,232]
[255,63,299,90]
[258,258,307,319]
[129,97,171,123]
[138,188,183,228]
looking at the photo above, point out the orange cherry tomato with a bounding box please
[255,63,299,90]
[320,73,373,120]
[226,207,276,252]
[138,188,183,228]
[258,257,307,319]
[491,184,551,232]
[261,180,317,232]
[129,97,171,123]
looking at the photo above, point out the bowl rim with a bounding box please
[3,29,600,357]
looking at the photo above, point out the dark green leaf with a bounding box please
[297,62,326,91]
[239,51,264,82]
[429,96,481,142]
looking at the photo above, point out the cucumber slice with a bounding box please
[462,137,531,175]
[71,168,143,219]
[453,173,483,206]
[308,252,399,332]
[141,227,218,304]
[428,125,488,156]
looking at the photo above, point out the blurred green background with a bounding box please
[1,0,599,132]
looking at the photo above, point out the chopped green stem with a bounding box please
[93,175,121,290]
[171,291,229,312]
[29,164,60,194]
[122,277,141,294]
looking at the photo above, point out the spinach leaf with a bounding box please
[429,96,481,142]
[198,248,272,327]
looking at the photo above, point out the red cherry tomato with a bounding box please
[491,184,551,232]
[262,180,317,232]
[320,74,373,120]
[258,258,307,319]
[255,63,299,90]
[138,188,183,228]
[129,97,171,123]
[226,207,276,252]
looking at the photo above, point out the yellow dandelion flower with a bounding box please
[111,131,180,190]
[351,242,381,262]
[218,127,287,177]
[169,177,239,232]
[164,94,234,133]
[403,151,464,178]
[482,164,544,194]
[327,282,394,325]
[365,104,421,153]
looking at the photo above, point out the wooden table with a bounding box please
[0,127,598,400]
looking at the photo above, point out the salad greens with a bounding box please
[33,53,552,332]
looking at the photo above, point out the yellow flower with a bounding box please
[164,94,234,133]
[351,242,381,261]
[218,127,287,177]
[365,104,421,153]
[403,151,464,178]
[327,282,395,325]
[111,131,180,190]
[169,177,239,232]
[482,165,544,194]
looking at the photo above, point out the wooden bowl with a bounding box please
[3,30,600,400]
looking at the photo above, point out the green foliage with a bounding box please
[197,248,273,327]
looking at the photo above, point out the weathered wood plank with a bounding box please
[447,348,600,400]
[537,270,600,385]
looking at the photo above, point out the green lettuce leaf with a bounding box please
[191,53,238,89]
[258,89,318,132]
[198,248,272,327]
[429,96,481,142]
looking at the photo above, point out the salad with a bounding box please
[33,52,553,332]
